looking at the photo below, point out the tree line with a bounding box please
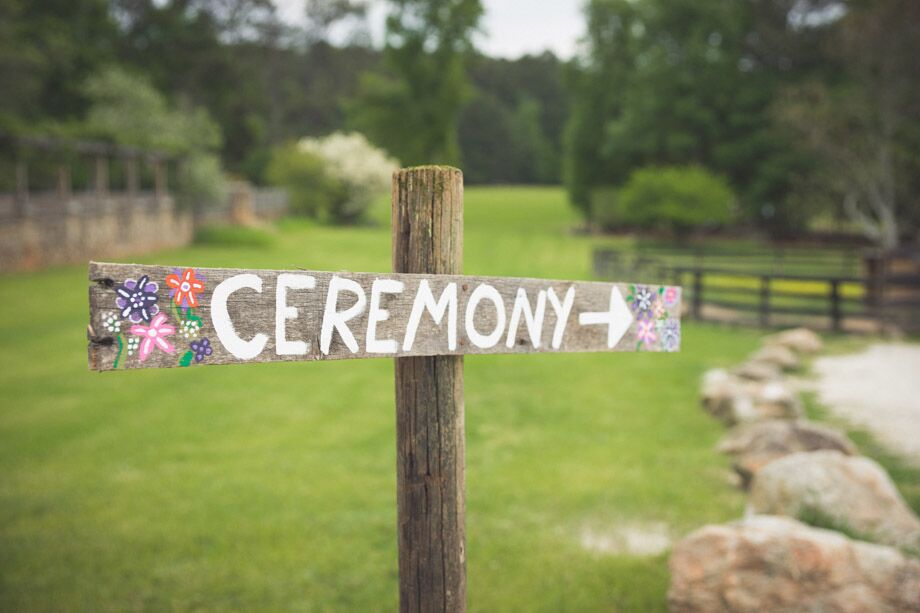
[0,0,916,244]
[0,0,565,188]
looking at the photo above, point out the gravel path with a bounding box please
[813,343,920,465]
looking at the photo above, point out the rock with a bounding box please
[701,369,739,424]
[750,344,801,371]
[752,380,803,421]
[749,450,920,549]
[717,420,858,488]
[668,515,920,612]
[767,327,824,355]
[733,359,782,381]
[701,370,803,426]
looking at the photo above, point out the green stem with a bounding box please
[113,334,124,369]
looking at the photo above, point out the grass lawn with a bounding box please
[0,186,765,611]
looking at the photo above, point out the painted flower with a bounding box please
[165,268,205,309]
[126,336,140,357]
[631,285,656,318]
[637,319,658,346]
[660,319,681,352]
[180,319,201,339]
[663,286,680,306]
[652,301,666,320]
[190,338,213,363]
[102,311,121,334]
[129,312,176,362]
[115,275,159,323]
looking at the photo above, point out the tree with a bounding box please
[778,0,920,247]
[83,67,226,209]
[0,0,118,130]
[347,0,483,165]
[564,0,816,235]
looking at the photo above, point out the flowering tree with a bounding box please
[269,132,397,224]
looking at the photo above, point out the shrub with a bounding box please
[266,144,342,218]
[267,132,397,224]
[597,166,735,235]
[299,132,398,223]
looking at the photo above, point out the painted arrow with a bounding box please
[577,286,634,349]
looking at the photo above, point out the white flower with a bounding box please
[126,336,140,357]
[102,311,121,334]
[297,132,398,218]
[181,319,201,339]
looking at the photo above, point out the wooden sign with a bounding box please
[87,262,682,371]
[86,166,682,612]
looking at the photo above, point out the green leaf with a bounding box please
[179,351,194,367]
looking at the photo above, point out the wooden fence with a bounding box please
[593,248,920,333]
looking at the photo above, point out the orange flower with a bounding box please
[165,268,205,308]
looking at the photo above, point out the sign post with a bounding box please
[392,167,466,611]
[87,166,682,612]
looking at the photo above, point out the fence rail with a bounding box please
[593,248,919,333]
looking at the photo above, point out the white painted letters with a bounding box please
[275,273,316,356]
[211,273,268,360]
[403,280,458,351]
[546,286,575,349]
[320,276,367,355]
[505,288,547,348]
[465,284,506,349]
[366,278,405,354]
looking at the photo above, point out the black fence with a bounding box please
[593,248,920,333]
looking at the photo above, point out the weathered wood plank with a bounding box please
[392,166,466,612]
[87,261,682,372]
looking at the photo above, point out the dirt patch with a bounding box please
[579,522,671,556]
[813,343,920,466]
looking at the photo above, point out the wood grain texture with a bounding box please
[393,167,466,612]
[86,261,682,372]
[87,262,682,372]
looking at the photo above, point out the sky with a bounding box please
[274,0,586,60]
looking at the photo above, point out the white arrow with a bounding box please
[578,286,633,349]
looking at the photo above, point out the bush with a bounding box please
[266,144,342,218]
[267,132,397,224]
[595,166,735,235]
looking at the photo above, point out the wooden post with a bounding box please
[153,159,167,199]
[95,155,108,195]
[126,156,139,197]
[829,279,842,332]
[392,166,466,612]
[15,161,28,217]
[759,275,771,328]
[692,270,703,320]
[57,164,71,200]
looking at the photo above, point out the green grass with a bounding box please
[0,186,764,611]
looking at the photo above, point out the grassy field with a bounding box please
[0,187,769,611]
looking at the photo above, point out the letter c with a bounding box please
[211,273,268,360]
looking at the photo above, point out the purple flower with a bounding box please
[190,338,213,363]
[637,319,658,345]
[115,275,159,323]
[660,319,681,352]
[631,285,656,319]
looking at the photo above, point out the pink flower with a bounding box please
[129,313,176,362]
[637,319,658,345]
[663,286,679,306]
